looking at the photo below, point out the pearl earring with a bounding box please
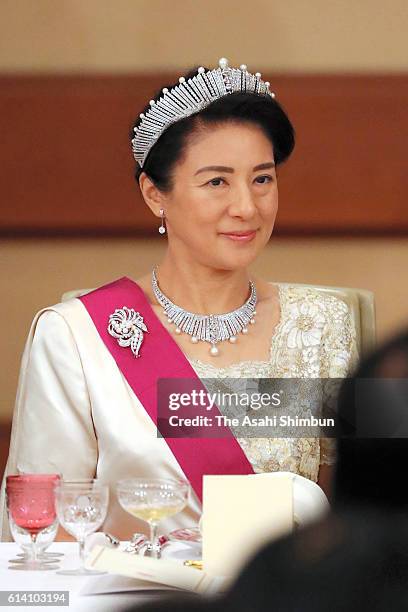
[158,209,166,235]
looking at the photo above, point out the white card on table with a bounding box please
[202,473,293,579]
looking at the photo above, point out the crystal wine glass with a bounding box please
[55,479,109,575]
[7,474,63,564]
[117,478,190,559]
[8,516,60,566]
[6,474,60,571]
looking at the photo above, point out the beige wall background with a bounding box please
[0,0,407,73]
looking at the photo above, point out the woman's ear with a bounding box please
[138,172,166,216]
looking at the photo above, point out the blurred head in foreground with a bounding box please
[334,329,408,511]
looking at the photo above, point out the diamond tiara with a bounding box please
[131,57,276,168]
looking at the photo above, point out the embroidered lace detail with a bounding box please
[188,284,359,482]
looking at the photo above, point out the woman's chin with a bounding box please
[215,248,260,270]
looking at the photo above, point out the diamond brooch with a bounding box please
[107,307,149,358]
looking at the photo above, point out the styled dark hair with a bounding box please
[130,67,295,192]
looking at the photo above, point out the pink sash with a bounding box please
[79,277,254,500]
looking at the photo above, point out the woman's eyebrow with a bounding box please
[195,161,275,176]
[254,162,275,171]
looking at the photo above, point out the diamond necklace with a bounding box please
[151,267,257,356]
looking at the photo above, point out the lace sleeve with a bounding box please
[324,298,359,377]
[320,298,360,466]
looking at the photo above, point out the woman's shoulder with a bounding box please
[32,296,86,327]
[29,283,112,346]
[276,284,358,375]
[29,275,140,343]
[279,283,350,319]
[33,276,130,325]
[24,301,85,359]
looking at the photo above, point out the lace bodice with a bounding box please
[188,284,359,482]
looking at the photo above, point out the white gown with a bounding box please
[0,283,358,541]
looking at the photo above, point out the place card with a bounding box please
[202,473,293,579]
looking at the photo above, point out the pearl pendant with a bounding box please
[209,344,219,356]
[191,336,198,344]
[229,336,237,343]
[242,327,248,334]
[250,318,255,324]
[167,317,172,323]
[175,328,181,334]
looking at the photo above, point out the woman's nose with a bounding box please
[228,186,257,219]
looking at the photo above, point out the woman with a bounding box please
[0,58,358,540]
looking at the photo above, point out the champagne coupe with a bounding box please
[55,479,109,575]
[6,474,60,570]
[117,478,190,559]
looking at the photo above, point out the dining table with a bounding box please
[0,539,201,612]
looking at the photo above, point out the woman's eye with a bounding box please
[255,175,273,184]
[207,177,226,187]
[204,175,273,187]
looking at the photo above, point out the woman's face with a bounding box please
[159,122,278,270]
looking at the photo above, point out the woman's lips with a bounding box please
[219,230,257,242]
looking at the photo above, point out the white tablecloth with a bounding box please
[0,541,201,612]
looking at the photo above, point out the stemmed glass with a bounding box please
[117,478,190,559]
[8,517,61,565]
[6,474,60,571]
[8,474,63,565]
[54,479,109,575]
